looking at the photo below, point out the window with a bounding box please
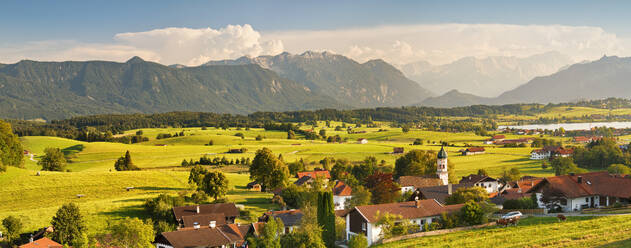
[586,198,589,203]
[362,222,366,231]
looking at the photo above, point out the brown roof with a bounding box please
[157,224,250,248]
[19,238,63,248]
[172,203,239,221]
[259,210,304,227]
[348,199,463,223]
[514,178,543,192]
[466,147,485,152]
[414,183,476,204]
[397,176,442,188]
[492,135,505,140]
[297,170,330,179]
[333,181,352,196]
[459,174,497,184]
[528,172,631,199]
[181,213,226,228]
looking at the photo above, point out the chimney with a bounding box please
[577,176,583,184]
[209,221,216,228]
[196,205,200,214]
[29,234,34,243]
[448,184,453,195]
[415,199,422,208]
[193,222,200,230]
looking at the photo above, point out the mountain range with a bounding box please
[0,57,345,120]
[401,52,573,97]
[419,55,631,107]
[205,51,434,108]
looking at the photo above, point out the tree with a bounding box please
[287,130,296,139]
[106,217,154,248]
[375,212,416,238]
[574,138,627,169]
[188,164,209,187]
[38,147,67,171]
[280,204,326,248]
[459,200,485,225]
[317,191,335,248]
[344,185,371,209]
[259,217,283,248]
[249,148,290,191]
[394,150,456,182]
[0,120,24,172]
[608,164,631,175]
[550,157,587,176]
[500,167,522,181]
[413,138,423,145]
[200,171,229,201]
[2,215,22,245]
[288,160,306,175]
[503,197,538,209]
[319,157,335,171]
[348,234,368,248]
[114,151,139,171]
[477,169,488,176]
[402,125,410,133]
[51,203,87,246]
[445,187,488,205]
[365,172,400,204]
[319,129,326,138]
[256,135,264,141]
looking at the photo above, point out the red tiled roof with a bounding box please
[492,135,505,140]
[19,238,63,248]
[466,147,485,152]
[172,203,239,221]
[333,181,352,196]
[296,170,330,179]
[159,223,251,248]
[348,199,464,223]
[528,172,631,199]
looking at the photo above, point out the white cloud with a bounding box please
[0,23,630,66]
[264,23,631,65]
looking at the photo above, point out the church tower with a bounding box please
[437,146,448,185]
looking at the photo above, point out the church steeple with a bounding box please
[437,146,448,185]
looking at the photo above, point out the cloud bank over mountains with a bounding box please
[1,23,630,66]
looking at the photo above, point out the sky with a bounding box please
[2,0,631,66]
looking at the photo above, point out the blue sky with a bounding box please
[1,1,630,65]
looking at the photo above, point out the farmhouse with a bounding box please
[172,203,240,228]
[528,172,631,212]
[246,181,261,192]
[461,147,485,156]
[495,138,532,145]
[530,146,573,160]
[357,138,368,144]
[396,176,442,194]
[344,199,463,245]
[459,174,500,193]
[155,222,255,248]
[258,209,303,234]
[333,181,353,210]
[392,147,404,154]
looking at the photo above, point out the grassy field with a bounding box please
[378,215,631,248]
[4,124,582,235]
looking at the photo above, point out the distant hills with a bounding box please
[419,55,631,107]
[0,57,345,120]
[402,52,572,97]
[206,51,434,108]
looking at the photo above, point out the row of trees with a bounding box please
[182,156,251,167]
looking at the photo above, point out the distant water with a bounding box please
[498,121,631,131]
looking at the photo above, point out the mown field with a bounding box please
[378,215,631,248]
[4,123,580,235]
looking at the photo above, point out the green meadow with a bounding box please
[3,124,580,234]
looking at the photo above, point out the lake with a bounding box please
[499,121,631,131]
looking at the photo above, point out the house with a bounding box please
[258,210,303,234]
[344,199,463,245]
[246,181,261,192]
[491,135,505,141]
[494,138,532,145]
[392,147,405,154]
[490,188,533,208]
[530,146,573,160]
[396,176,442,194]
[333,181,353,210]
[293,175,317,187]
[357,138,368,144]
[172,203,240,228]
[458,174,500,193]
[461,147,485,156]
[528,172,631,212]
[296,170,331,179]
[573,136,591,143]
[19,237,63,248]
[155,223,255,248]
[408,183,475,204]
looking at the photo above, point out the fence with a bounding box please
[380,222,497,244]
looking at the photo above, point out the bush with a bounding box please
[348,234,367,248]
[503,197,538,209]
[255,135,264,141]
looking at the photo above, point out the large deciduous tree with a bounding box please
[394,150,456,183]
[51,203,87,246]
[2,215,22,245]
[0,120,24,172]
[365,172,400,204]
[114,151,139,171]
[445,187,488,205]
[38,147,67,171]
[249,148,289,191]
[200,171,229,201]
[102,217,154,248]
